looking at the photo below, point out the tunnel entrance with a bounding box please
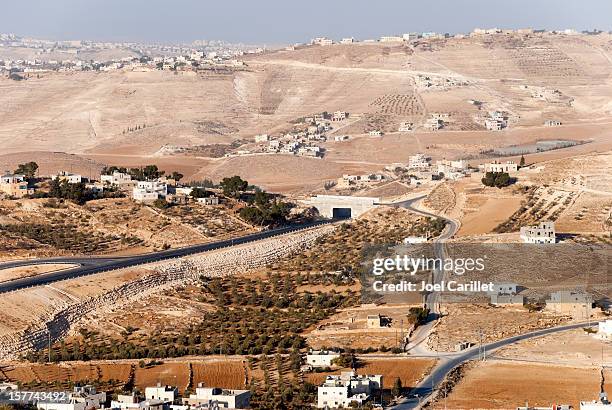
[332,207,352,219]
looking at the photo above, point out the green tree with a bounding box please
[220,176,248,198]
[481,171,515,188]
[14,161,39,179]
[519,155,526,167]
[190,187,210,198]
[170,171,184,182]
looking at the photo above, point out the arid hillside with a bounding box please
[2,33,612,191]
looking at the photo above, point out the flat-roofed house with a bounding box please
[145,384,177,403]
[520,221,556,244]
[366,314,382,328]
[51,171,82,184]
[332,111,348,121]
[0,172,33,198]
[184,384,250,409]
[545,291,592,319]
[101,171,132,186]
[317,371,382,409]
[480,161,518,173]
[306,350,341,367]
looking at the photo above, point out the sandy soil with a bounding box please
[493,328,612,367]
[438,361,602,409]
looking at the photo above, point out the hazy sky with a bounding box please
[2,0,611,44]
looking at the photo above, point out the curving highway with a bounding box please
[0,219,336,294]
[392,195,460,351]
[392,321,594,409]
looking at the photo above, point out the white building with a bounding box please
[580,392,611,409]
[485,118,504,131]
[196,196,219,205]
[101,171,132,185]
[408,153,431,169]
[145,384,178,403]
[340,37,355,44]
[403,236,428,244]
[306,350,341,367]
[184,384,250,409]
[424,117,443,131]
[0,172,33,198]
[312,37,334,46]
[317,372,383,409]
[520,221,556,244]
[38,386,106,410]
[380,36,404,43]
[334,135,350,142]
[332,111,348,121]
[110,393,166,410]
[368,130,382,137]
[254,134,270,143]
[481,161,518,173]
[51,171,82,184]
[398,121,413,132]
[597,320,612,340]
[544,120,562,127]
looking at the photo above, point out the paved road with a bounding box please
[0,220,336,294]
[391,196,460,351]
[392,321,593,409]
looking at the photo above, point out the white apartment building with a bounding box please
[520,221,556,244]
[340,37,355,44]
[306,350,341,367]
[317,372,383,409]
[184,384,250,409]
